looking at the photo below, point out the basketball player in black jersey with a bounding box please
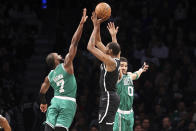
[87,12,121,131]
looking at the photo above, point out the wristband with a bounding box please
[40,93,47,104]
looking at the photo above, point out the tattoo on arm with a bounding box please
[91,37,95,43]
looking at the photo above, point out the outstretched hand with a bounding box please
[91,12,104,27]
[107,22,119,37]
[80,8,88,24]
[142,62,149,72]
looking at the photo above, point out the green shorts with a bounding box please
[45,96,76,130]
[113,109,134,131]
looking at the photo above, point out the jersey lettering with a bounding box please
[53,74,63,83]
[56,79,65,93]
[124,77,131,85]
[54,74,65,93]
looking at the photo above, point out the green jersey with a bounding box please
[116,74,134,111]
[48,63,77,98]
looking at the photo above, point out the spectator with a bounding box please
[142,118,151,131]
[134,124,144,131]
[187,122,196,131]
[161,117,175,131]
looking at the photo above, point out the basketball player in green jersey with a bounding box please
[39,8,88,131]
[113,57,149,131]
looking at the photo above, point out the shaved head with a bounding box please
[46,53,55,69]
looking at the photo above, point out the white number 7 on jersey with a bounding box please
[128,86,133,96]
[56,79,65,93]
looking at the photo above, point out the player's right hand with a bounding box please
[40,104,48,113]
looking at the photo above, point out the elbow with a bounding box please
[71,40,78,47]
[71,38,76,44]
[87,45,90,51]
[87,43,92,51]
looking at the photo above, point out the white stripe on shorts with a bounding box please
[119,113,121,131]
[54,96,76,102]
[99,91,110,123]
[117,108,133,114]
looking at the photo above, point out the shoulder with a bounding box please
[127,72,134,80]
[47,69,55,82]
[127,72,133,75]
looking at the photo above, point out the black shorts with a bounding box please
[98,91,120,131]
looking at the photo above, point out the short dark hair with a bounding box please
[120,57,128,63]
[46,53,55,69]
[108,42,121,56]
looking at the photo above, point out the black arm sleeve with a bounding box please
[40,93,47,104]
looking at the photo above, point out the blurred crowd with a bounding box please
[0,0,196,131]
[0,0,42,130]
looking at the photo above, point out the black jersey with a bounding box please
[99,58,120,93]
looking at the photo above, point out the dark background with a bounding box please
[0,0,196,131]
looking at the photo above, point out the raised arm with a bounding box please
[95,22,119,53]
[64,8,88,65]
[95,24,107,53]
[39,76,50,113]
[128,62,149,80]
[107,22,119,43]
[87,12,115,67]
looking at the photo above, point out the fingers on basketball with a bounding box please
[95,2,111,21]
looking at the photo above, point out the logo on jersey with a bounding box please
[123,77,132,85]
[53,74,63,83]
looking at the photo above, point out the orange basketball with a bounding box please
[95,2,111,21]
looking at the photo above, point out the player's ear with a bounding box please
[109,49,113,55]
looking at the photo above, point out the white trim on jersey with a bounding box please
[113,58,118,68]
[55,124,68,131]
[103,64,107,92]
[61,63,66,72]
[114,58,120,60]
[48,70,54,82]
[54,96,76,102]
[99,91,110,123]
[117,75,124,84]
[114,58,120,72]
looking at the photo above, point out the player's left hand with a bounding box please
[107,22,119,36]
[80,8,88,24]
[40,104,48,113]
[142,62,149,72]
